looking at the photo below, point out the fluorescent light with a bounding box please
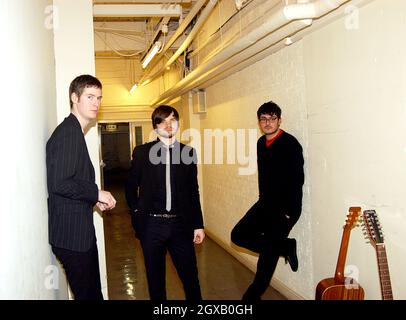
[129,82,138,94]
[142,41,161,69]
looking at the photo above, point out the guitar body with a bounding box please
[316,277,365,300]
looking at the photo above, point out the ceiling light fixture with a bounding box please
[142,41,162,69]
[129,82,138,94]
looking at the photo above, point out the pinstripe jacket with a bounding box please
[46,113,99,252]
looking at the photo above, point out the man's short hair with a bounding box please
[69,74,102,109]
[257,101,281,119]
[151,105,179,129]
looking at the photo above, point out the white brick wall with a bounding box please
[200,41,312,299]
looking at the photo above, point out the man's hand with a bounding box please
[98,190,117,211]
[96,201,108,211]
[193,229,205,244]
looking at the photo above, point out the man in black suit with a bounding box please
[46,74,116,300]
[125,105,205,301]
[231,101,304,301]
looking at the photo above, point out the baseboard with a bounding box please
[204,229,305,300]
[270,277,305,300]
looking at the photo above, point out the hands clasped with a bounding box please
[96,190,117,211]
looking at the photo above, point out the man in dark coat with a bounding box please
[231,100,304,301]
[46,75,116,300]
[125,105,204,301]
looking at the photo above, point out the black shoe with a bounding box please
[284,238,298,272]
[242,283,263,302]
[242,290,261,302]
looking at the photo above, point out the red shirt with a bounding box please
[265,129,284,148]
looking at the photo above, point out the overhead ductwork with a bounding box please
[150,0,361,107]
[140,0,218,86]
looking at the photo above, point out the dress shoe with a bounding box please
[284,238,298,272]
[242,286,262,302]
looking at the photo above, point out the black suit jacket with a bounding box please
[125,139,204,238]
[46,113,99,252]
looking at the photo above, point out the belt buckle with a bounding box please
[150,212,176,218]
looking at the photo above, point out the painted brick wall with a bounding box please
[199,41,312,299]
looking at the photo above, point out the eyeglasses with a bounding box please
[259,116,279,124]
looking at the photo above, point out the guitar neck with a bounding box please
[334,226,350,283]
[376,244,393,300]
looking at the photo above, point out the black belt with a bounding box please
[149,213,178,219]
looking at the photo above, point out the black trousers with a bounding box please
[139,216,201,301]
[231,201,293,301]
[52,243,103,300]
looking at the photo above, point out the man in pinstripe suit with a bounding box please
[46,75,116,300]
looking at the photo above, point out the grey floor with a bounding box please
[103,170,287,300]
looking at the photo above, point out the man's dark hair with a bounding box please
[257,101,281,119]
[69,74,102,109]
[151,105,179,129]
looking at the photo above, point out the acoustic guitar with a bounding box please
[315,207,365,300]
[362,209,393,300]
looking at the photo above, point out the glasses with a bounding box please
[259,116,278,124]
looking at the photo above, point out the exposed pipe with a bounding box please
[201,0,377,90]
[188,0,279,59]
[94,27,144,36]
[199,37,293,90]
[151,0,349,107]
[283,0,347,20]
[157,19,310,105]
[191,0,282,67]
[138,0,208,83]
[173,21,309,99]
[140,0,218,86]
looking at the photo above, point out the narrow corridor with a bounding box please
[103,171,287,300]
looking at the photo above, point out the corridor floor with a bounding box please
[102,171,287,300]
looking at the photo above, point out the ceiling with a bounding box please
[93,0,196,58]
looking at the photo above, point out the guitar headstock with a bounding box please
[344,207,362,230]
[363,209,384,245]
